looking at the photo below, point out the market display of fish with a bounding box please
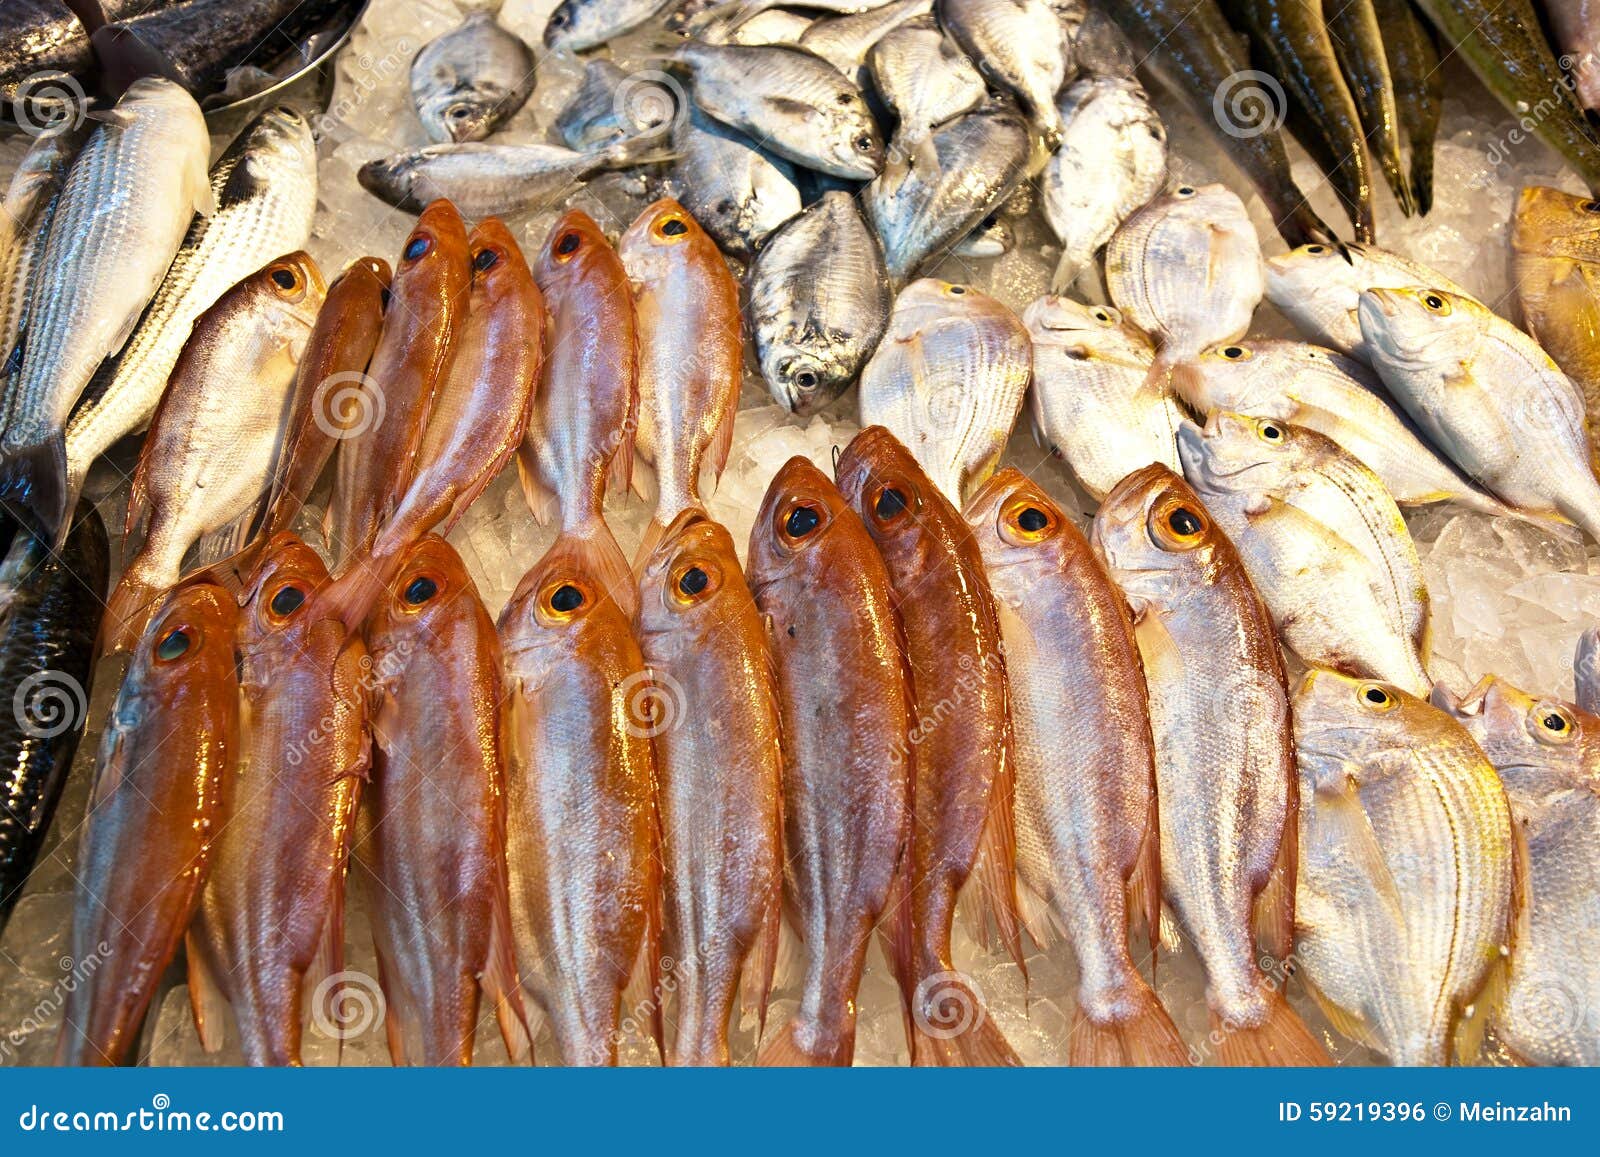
[746,190,890,415]
[969,470,1187,1066]
[410,8,535,144]
[936,0,1068,144]
[857,279,1030,504]
[1294,669,1518,1066]
[0,505,106,934]
[0,77,211,544]
[748,458,910,1066]
[1434,639,1600,1067]
[1024,296,1180,501]
[185,535,368,1067]
[637,511,782,1066]
[64,106,319,527]
[1178,413,1434,696]
[56,582,241,1066]
[867,17,986,173]
[1374,0,1441,214]
[1091,465,1329,1066]
[835,426,1025,1067]
[1512,186,1600,418]
[660,106,800,262]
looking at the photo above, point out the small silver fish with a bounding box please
[868,17,986,172]
[799,0,931,82]
[410,10,535,143]
[936,0,1070,144]
[544,0,678,51]
[662,107,801,261]
[556,59,675,151]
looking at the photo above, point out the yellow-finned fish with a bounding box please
[1512,185,1600,419]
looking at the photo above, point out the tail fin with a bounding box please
[556,518,637,621]
[1048,249,1083,296]
[0,436,68,549]
[909,973,1022,1067]
[631,501,704,585]
[1069,978,1189,1066]
[1213,990,1332,1066]
[99,566,166,655]
[755,1016,851,1067]
[320,551,400,634]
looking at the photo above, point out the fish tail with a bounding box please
[908,973,1022,1067]
[1069,978,1189,1067]
[755,1016,853,1067]
[1047,249,1084,297]
[99,565,167,656]
[0,435,69,549]
[1212,990,1332,1066]
[631,502,701,583]
[906,131,941,179]
[320,549,403,634]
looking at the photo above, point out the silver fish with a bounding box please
[0,130,78,373]
[64,107,318,523]
[717,9,817,43]
[411,10,535,143]
[1178,413,1433,696]
[1023,296,1182,501]
[747,190,891,414]
[868,17,986,172]
[799,0,931,81]
[857,278,1030,502]
[662,107,801,261]
[1180,338,1508,515]
[674,41,884,178]
[936,0,1069,144]
[951,213,1012,258]
[0,77,212,542]
[1043,76,1167,294]
[865,101,1030,287]
[556,59,676,151]
[544,0,678,51]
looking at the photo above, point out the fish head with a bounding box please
[357,152,430,213]
[819,90,884,179]
[500,535,631,671]
[467,217,534,304]
[1175,411,1303,497]
[334,255,393,307]
[1357,285,1480,372]
[1264,240,1348,295]
[1512,185,1600,263]
[1190,341,1272,411]
[249,250,328,343]
[237,533,333,646]
[636,509,747,640]
[242,105,316,169]
[535,208,615,289]
[892,278,981,332]
[395,200,470,278]
[835,425,943,558]
[761,340,848,416]
[1432,675,1600,786]
[542,0,611,52]
[366,534,481,669]
[747,455,855,586]
[1292,668,1445,778]
[620,198,718,281]
[1088,463,1222,612]
[125,581,240,706]
[965,468,1083,580]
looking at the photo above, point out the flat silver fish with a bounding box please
[411,10,535,143]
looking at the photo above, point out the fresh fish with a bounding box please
[329,203,470,567]
[968,470,1188,1066]
[1412,0,1600,193]
[865,101,1030,287]
[1546,0,1600,111]
[1326,0,1412,216]
[518,210,639,617]
[1181,338,1507,515]
[0,505,107,934]
[1099,0,1337,248]
[868,17,986,172]
[557,59,675,151]
[0,130,78,373]
[544,0,677,51]
[1512,186,1600,418]
[411,10,535,143]
[499,538,660,1066]
[858,279,1030,504]
[1043,75,1168,294]
[0,77,212,544]
[692,0,907,32]
[1374,0,1441,214]
[56,582,240,1066]
[950,214,1012,258]
[1023,296,1182,501]
[355,535,529,1067]
[716,8,817,43]
[356,135,668,219]
[1358,285,1600,542]
[1068,1,1137,78]
[1263,239,1470,360]
[835,425,1024,1067]
[103,254,327,652]
[637,511,783,1066]
[936,0,1069,143]
[621,200,742,560]
[185,535,369,1067]
[747,458,911,1066]
[661,107,801,262]
[1293,669,1518,1065]
[799,0,930,80]
[1221,0,1376,241]
[1434,642,1600,1067]
[1177,413,1433,695]
[1090,464,1329,1065]
[1104,183,1263,367]
[64,107,319,525]
[746,190,891,415]
[673,41,884,178]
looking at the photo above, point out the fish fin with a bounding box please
[620,861,666,1065]
[1298,969,1382,1054]
[877,858,917,1048]
[1252,759,1298,967]
[631,509,677,581]
[515,444,558,526]
[99,568,165,656]
[629,457,658,503]
[184,934,229,1054]
[484,876,533,1065]
[1127,781,1162,973]
[547,519,637,622]
[1213,990,1331,1066]
[1576,628,1600,714]
[755,1017,840,1066]
[1455,806,1530,1065]
[908,131,941,179]
[1015,880,1061,950]
[1156,904,1183,954]
[606,385,639,503]
[705,398,737,494]
[0,436,69,547]
[1048,249,1083,297]
[909,973,1022,1066]
[972,743,1028,983]
[740,874,782,1046]
[369,948,412,1067]
[322,548,402,633]
[1311,771,1405,923]
[1069,978,1189,1066]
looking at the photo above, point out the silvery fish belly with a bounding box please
[1264,240,1472,359]
[64,106,319,520]
[1293,669,1518,1066]
[0,129,78,373]
[857,278,1030,504]
[1044,75,1168,294]
[867,17,986,168]
[1178,413,1433,696]
[746,190,890,415]
[1357,284,1600,543]
[664,107,801,261]
[798,0,932,81]
[1023,295,1181,501]
[411,10,535,143]
[1104,183,1262,361]
[1180,338,1507,515]
[1433,636,1600,1067]
[936,0,1069,143]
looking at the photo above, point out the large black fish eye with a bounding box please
[793,369,819,391]
[271,267,298,290]
[1167,507,1202,537]
[660,217,688,236]
[403,235,432,262]
[550,583,584,612]
[270,585,305,617]
[555,231,581,256]
[1222,345,1245,359]
[1364,686,1391,706]
[854,134,873,152]
[785,505,821,538]
[473,247,499,272]
[1582,200,1600,214]
[1305,244,1326,254]
[678,566,709,596]
[875,487,907,520]
[1542,711,1570,733]
[156,627,191,662]
[1017,507,1048,532]
[404,576,438,605]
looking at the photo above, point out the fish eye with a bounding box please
[403,234,432,262]
[672,561,721,603]
[1092,309,1112,324]
[548,8,568,24]
[555,231,581,258]
[652,213,690,242]
[269,584,306,617]
[1150,498,1207,551]
[1531,702,1577,743]
[1017,507,1048,532]
[783,503,822,540]
[1305,244,1326,255]
[1358,683,1398,712]
[1221,345,1246,360]
[1001,498,1055,546]
[1422,291,1450,314]
[473,247,500,272]
[403,575,439,605]
[1175,186,1195,196]
[947,284,966,295]
[550,583,584,613]
[854,134,874,152]
[270,266,300,292]
[873,485,909,522]
[448,104,472,120]
[1582,200,1600,214]
[155,626,193,663]
[1257,421,1284,443]
[791,367,819,392]
[680,567,708,595]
